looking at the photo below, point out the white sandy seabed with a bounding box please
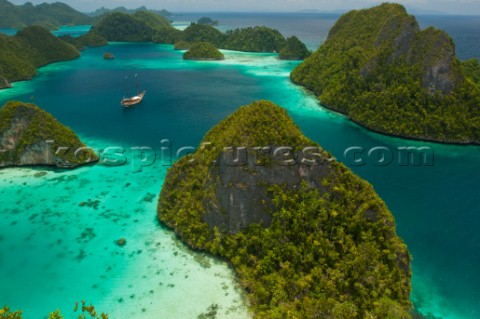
[0,137,251,319]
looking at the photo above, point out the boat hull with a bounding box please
[121,91,146,107]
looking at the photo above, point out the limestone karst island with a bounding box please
[0,1,479,319]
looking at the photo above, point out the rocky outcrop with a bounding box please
[203,147,332,234]
[353,5,460,94]
[0,101,98,168]
[408,27,463,94]
[0,76,11,89]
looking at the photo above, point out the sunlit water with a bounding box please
[1,13,480,319]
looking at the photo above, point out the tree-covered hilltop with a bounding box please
[88,6,173,18]
[223,26,287,52]
[93,12,155,42]
[0,101,98,168]
[0,0,92,30]
[0,26,79,88]
[183,42,224,60]
[59,31,108,50]
[178,23,287,53]
[179,23,226,47]
[87,11,177,43]
[291,3,480,144]
[197,17,219,26]
[158,100,412,319]
[279,36,311,60]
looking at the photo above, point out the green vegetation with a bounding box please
[59,30,108,50]
[197,304,219,319]
[279,36,311,60]
[151,27,182,44]
[0,26,79,85]
[291,3,480,144]
[0,305,21,319]
[93,12,154,42]
[175,24,308,58]
[462,58,480,86]
[184,42,224,60]
[197,17,219,26]
[0,0,92,30]
[180,23,226,47]
[88,6,173,18]
[0,101,98,167]
[14,26,79,66]
[158,100,412,319]
[173,40,192,50]
[1,301,108,319]
[132,10,172,30]
[89,11,176,43]
[223,26,286,52]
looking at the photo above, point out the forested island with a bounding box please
[173,23,309,57]
[0,26,79,88]
[0,0,91,30]
[81,12,310,59]
[292,3,480,144]
[183,42,224,60]
[158,100,412,318]
[0,101,98,168]
[87,6,173,18]
[0,0,173,30]
[197,16,219,26]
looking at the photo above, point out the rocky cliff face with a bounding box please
[408,27,463,94]
[340,4,461,94]
[203,148,333,233]
[0,76,11,89]
[0,101,98,168]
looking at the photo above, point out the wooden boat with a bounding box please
[121,74,145,107]
[121,91,146,107]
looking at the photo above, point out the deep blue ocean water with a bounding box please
[0,13,480,319]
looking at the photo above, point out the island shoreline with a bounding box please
[290,78,480,147]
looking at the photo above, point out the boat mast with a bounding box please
[124,75,130,98]
[135,73,139,95]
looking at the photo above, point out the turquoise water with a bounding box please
[52,25,92,38]
[0,28,17,36]
[1,42,480,319]
[0,25,91,37]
